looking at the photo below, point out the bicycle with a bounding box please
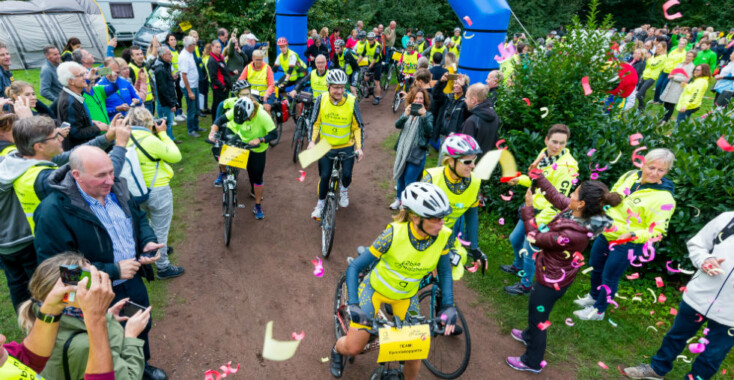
[267,84,291,147]
[381,48,404,92]
[334,254,471,379]
[319,151,357,259]
[392,71,408,114]
[291,91,314,163]
[357,66,376,103]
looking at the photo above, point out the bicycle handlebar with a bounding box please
[207,132,259,149]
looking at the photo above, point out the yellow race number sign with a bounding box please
[218,145,250,169]
[377,324,431,362]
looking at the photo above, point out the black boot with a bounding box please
[329,346,345,378]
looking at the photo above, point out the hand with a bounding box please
[417,105,426,116]
[289,90,297,98]
[138,251,160,265]
[248,138,261,146]
[355,149,364,162]
[284,74,291,82]
[679,107,687,112]
[88,67,100,82]
[440,72,448,82]
[108,38,118,48]
[680,83,687,89]
[347,304,369,325]
[188,91,195,100]
[524,188,533,207]
[104,114,121,141]
[40,279,76,315]
[439,307,458,335]
[118,259,141,280]
[14,96,33,119]
[108,298,130,323]
[0,97,11,109]
[171,106,177,113]
[76,266,115,321]
[140,242,165,265]
[154,119,167,133]
[173,73,179,80]
[702,257,726,276]
[93,120,109,132]
[403,106,411,116]
[112,119,130,147]
[468,248,488,275]
[131,98,141,106]
[233,70,239,76]
[124,306,151,338]
[58,125,70,138]
[307,141,316,150]
[116,103,131,112]
[208,129,217,142]
[507,177,520,186]
[138,70,146,81]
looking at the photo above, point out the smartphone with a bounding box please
[59,265,91,289]
[410,103,422,116]
[154,118,164,127]
[140,249,158,258]
[446,73,459,80]
[60,122,70,129]
[120,300,147,318]
[97,67,112,76]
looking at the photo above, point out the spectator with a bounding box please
[713,51,734,109]
[56,62,109,150]
[216,28,229,53]
[329,28,341,61]
[190,30,211,116]
[223,34,247,78]
[306,29,318,48]
[660,51,695,122]
[128,45,155,115]
[238,50,275,113]
[152,46,179,142]
[356,20,364,33]
[164,34,184,123]
[145,36,161,66]
[653,38,688,104]
[428,53,448,88]
[40,46,64,103]
[33,145,168,380]
[81,66,115,126]
[116,57,147,106]
[126,107,184,279]
[623,212,734,380]
[0,42,14,97]
[461,83,499,159]
[390,86,433,210]
[346,29,359,50]
[434,73,468,136]
[61,37,81,62]
[636,41,668,111]
[179,36,203,137]
[385,21,397,49]
[305,36,330,68]
[242,33,266,63]
[320,27,331,56]
[485,70,502,107]
[4,81,55,119]
[17,253,147,380]
[676,63,711,123]
[206,40,233,120]
[97,57,142,119]
[693,41,717,70]
[402,28,413,49]
[0,115,126,311]
[0,110,16,156]
[72,48,96,71]
[629,48,647,79]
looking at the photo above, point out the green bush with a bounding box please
[484,3,734,279]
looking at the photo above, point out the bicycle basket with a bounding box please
[297,92,313,104]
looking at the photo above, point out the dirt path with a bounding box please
[151,95,576,380]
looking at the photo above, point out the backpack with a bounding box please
[119,133,159,203]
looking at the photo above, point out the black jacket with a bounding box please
[207,53,233,92]
[305,44,330,67]
[152,59,177,108]
[56,90,100,151]
[461,99,500,159]
[434,80,469,136]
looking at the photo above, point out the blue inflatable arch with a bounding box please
[275,0,511,84]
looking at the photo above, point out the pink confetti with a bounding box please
[597,284,611,296]
[590,173,599,180]
[565,318,575,326]
[629,133,643,146]
[522,98,531,106]
[311,257,324,277]
[598,361,609,370]
[528,168,543,179]
[587,148,596,157]
[669,68,690,79]
[292,330,305,341]
[695,314,703,322]
[495,139,507,150]
[220,362,240,376]
[537,320,552,331]
[649,222,657,233]
[581,77,593,95]
[543,269,566,284]
[456,234,470,247]
[298,170,306,182]
[498,218,505,225]
[670,308,678,315]
[666,261,681,273]
[540,360,547,368]
[205,371,221,380]
[689,343,706,354]
[553,283,560,291]
[663,0,682,20]
[632,146,647,168]
[718,136,734,152]
[623,187,631,196]
[626,273,640,280]
[463,15,473,26]
[680,286,687,292]
[658,294,667,303]
[703,328,710,336]
[627,208,642,224]
[660,204,674,211]
[500,191,514,201]
[466,261,479,273]
[655,277,664,288]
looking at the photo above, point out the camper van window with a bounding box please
[144,6,177,30]
[110,3,134,19]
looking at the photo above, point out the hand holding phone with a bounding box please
[446,73,459,80]
[97,67,112,76]
[120,300,147,318]
[410,103,422,116]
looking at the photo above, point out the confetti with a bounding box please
[205,370,221,380]
[495,139,507,150]
[598,361,609,370]
[718,136,734,152]
[463,15,473,26]
[205,361,241,380]
[581,77,593,95]
[298,170,306,182]
[587,148,596,157]
[609,151,623,164]
[565,318,574,326]
[677,355,692,363]
[537,306,545,312]
[312,257,324,277]
[262,321,302,361]
[582,266,594,275]
[543,269,566,284]
[608,319,618,327]
[538,223,549,233]
[695,314,704,322]
[500,191,514,201]
[537,320,552,331]
[729,328,734,336]
[498,218,505,225]
[590,173,599,180]
[626,273,639,280]
[522,98,531,106]
[457,232,471,246]
[540,107,549,118]
[689,343,706,354]
[662,0,682,20]
[648,288,657,303]
[292,330,305,341]
[658,294,667,303]
[703,328,710,336]
[670,68,690,79]
[666,261,680,273]
[655,277,664,288]
[466,261,479,273]
[632,146,647,168]
[660,204,674,211]
[540,360,547,368]
[629,133,643,146]
[647,326,658,332]
[320,357,330,363]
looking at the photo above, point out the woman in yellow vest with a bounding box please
[238,49,275,112]
[329,182,458,380]
[675,63,711,123]
[636,41,668,112]
[500,124,578,295]
[61,37,80,62]
[653,38,688,103]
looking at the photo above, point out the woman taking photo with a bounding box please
[506,167,621,374]
[660,51,695,122]
[636,41,668,112]
[4,81,55,118]
[390,86,433,210]
[126,107,184,279]
[500,124,578,295]
[574,148,676,320]
[675,64,711,123]
[165,33,185,122]
[97,57,142,119]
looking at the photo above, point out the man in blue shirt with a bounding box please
[39,46,63,102]
[0,42,13,98]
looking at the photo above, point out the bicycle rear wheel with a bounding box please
[334,272,351,339]
[223,187,234,246]
[392,90,401,113]
[292,118,304,163]
[269,109,283,147]
[418,290,471,379]
[321,195,337,258]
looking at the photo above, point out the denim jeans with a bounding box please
[653,73,670,103]
[396,153,426,201]
[0,244,37,311]
[451,207,479,250]
[510,220,534,287]
[650,300,734,380]
[676,107,699,123]
[157,104,175,140]
[520,282,570,369]
[144,100,155,115]
[589,235,644,313]
[140,186,173,271]
[185,87,200,133]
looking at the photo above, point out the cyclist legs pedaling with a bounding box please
[369,64,382,105]
[331,273,421,379]
[311,146,355,219]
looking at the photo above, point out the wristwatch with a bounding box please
[36,308,62,323]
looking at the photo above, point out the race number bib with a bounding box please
[218,145,250,169]
[377,324,430,362]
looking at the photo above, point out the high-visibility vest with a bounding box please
[451,35,462,46]
[170,49,179,72]
[244,63,269,94]
[401,51,418,75]
[428,45,447,61]
[416,40,428,52]
[0,144,16,156]
[278,49,306,78]
[0,354,45,379]
[128,62,154,102]
[13,163,55,234]
[425,167,480,229]
[365,42,382,63]
[310,69,328,97]
[318,94,355,146]
[336,51,355,75]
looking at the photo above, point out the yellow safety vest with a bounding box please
[370,222,451,300]
[355,41,366,56]
[416,40,427,52]
[128,62,154,102]
[451,35,462,46]
[170,49,179,72]
[426,167,480,229]
[0,354,45,379]
[0,144,16,156]
[337,51,355,75]
[13,163,54,234]
[310,69,328,97]
[245,63,269,94]
[318,94,355,146]
[278,49,306,78]
[365,42,381,63]
[429,45,447,60]
[401,51,418,75]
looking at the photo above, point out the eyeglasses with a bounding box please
[458,158,476,165]
[38,131,63,143]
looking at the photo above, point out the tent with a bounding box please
[0,0,109,70]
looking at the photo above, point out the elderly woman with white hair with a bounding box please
[574,148,677,321]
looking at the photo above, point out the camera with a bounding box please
[59,264,91,289]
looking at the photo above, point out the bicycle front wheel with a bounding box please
[392,91,401,113]
[334,272,351,339]
[223,187,234,246]
[418,290,471,379]
[269,109,283,147]
[292,118,304,163]
[321,195,337,258]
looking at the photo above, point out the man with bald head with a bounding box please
[33,142,169,379]
[461,83,500,159]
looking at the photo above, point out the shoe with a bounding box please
[389,198,401,210]
[505,356,541,374]
[171,120,178,126]
[214,172,225,187]
[198,112,207,117]
[202,108,212,114]
[156,265,184,280]
[504,282,531,295]
[573,305,604,320]
[372,97,380,105]
[174,139,183,145]
[188,131,200,138]
[573,293,596,307]
[510,329,527,346]
[339,189,349,208]
[623,364,663,379]
[450,325,464,335]
[311,203,324,220]
[143,364,168,380]
[499,264,520,275]
[329,346,345,378]
[253,204,264,220]
[196,127,206,132]
[174,115,186,122]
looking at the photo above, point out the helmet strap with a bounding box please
[417,218,438,238]
[449,159,461,180]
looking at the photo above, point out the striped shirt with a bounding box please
[76,183,136,285]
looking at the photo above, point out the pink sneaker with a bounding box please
[511,329,527,346]
[506,356,542,374]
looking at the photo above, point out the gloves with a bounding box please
[468,248,487,275]
[347,304,369,326]
[439,306,458,326]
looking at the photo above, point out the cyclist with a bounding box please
[398,40,422,90]
[422,35,447,64]
[353,31,367,57]
[273,37,307,90]
[238,50,275,112]
[450,27,462,49]
[207,97,277,219]
[331,39,359,95]
[415,31,429,53]
[307,70,364,219]
[422,134,488,273]
[217,79,252,119]
[358,32,383,105]
[329,182,459,380]
[289,54,329,99]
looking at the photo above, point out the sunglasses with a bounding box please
[458,158,476,165]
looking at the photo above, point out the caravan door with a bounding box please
[96,1,163,41]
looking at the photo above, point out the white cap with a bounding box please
[246,33,258,41]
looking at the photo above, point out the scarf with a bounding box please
[393,115,422,180]
[537,148,566,169]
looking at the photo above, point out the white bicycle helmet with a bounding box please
[327,69,348,85]
[233,97,255,124]
[401,182,452,219]
[334,39,345,47]
[441,133,482,158]
[434,35,445,43]
[367,32,376,39]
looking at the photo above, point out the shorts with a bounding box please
[350,273,420,330]
[368,63,383,81]
[262,93,276,106]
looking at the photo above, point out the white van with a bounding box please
[96,1,176,42]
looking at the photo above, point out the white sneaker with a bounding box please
[311,203,324,220]
[174,115,186,122]
[171,120,178,126]
[573,293,596,307]
[573,305,604,321]
[389,199,401,210]
[339,189,349,208]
